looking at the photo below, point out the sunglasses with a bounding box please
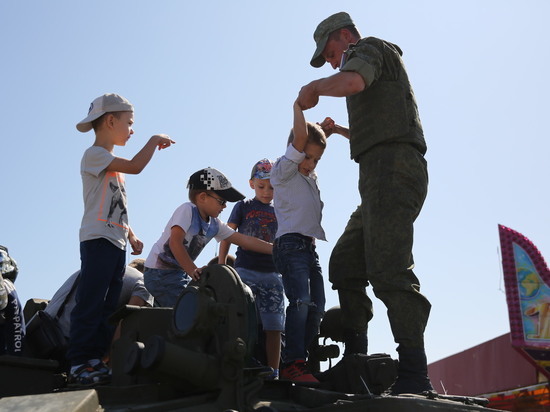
[206,192,227,206]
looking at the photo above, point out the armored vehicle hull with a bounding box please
[0,265,501,412]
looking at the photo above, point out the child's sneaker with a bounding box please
[68,363,110,387]
[280,360,319,384]
[265,368,279,380]
[91,360,111,376]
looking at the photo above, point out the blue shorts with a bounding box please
[235,267,285,332]
[143,267,191,307]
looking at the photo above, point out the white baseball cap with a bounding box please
[76,93,134,133]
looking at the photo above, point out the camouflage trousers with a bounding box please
[329,143,431,348]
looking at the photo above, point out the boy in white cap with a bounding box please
[143,167,273,307]
[68,93,174,386]
[218,159,284,380]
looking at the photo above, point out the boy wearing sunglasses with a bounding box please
[143,168,273,307]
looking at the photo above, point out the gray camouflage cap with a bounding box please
[310,12,355,68]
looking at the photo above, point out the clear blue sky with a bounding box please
[2,1,550,367]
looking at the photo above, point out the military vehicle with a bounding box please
[0,264,501,411]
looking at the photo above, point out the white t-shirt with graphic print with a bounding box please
[79,146,129,250]
[145,202,235,271]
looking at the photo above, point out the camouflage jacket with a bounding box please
[341,37,427,160]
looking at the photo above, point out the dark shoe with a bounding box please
[68,363,110,387]
[92,361,111,376]
[265,369,279,380]
[93,360,112,383]
[343,328,368,356]
[384,347,435,396]
[280,360,319,384]
[385,374,435,396]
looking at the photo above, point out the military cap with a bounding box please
[310,11,355,68]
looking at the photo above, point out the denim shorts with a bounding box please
[143,267,191,307]
[235,267,285,331]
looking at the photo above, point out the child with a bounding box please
[270,100,327,384]
[69,93,174,386]
[143,167,273,307]
[218,159,284,380]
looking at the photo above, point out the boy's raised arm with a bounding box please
[291,100,309,153]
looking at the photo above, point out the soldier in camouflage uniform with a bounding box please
[297,12,434,395]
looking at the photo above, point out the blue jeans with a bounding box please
[67,238,125,365]
[273,233,325,363]
[143,267,191,307]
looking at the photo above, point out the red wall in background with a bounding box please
[428,332,538,396]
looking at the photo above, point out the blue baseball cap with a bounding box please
[250,158,273,180]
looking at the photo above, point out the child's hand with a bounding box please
[318,117,335,138]
[190,266,203,281]
[153,134,176,150]
[129,235,144,255]
[318,119,350,140]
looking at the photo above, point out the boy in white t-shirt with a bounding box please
[144,167,273,307]
[70,93,174,387]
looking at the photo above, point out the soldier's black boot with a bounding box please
[342,328,368,356]
[385,347,435,395]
